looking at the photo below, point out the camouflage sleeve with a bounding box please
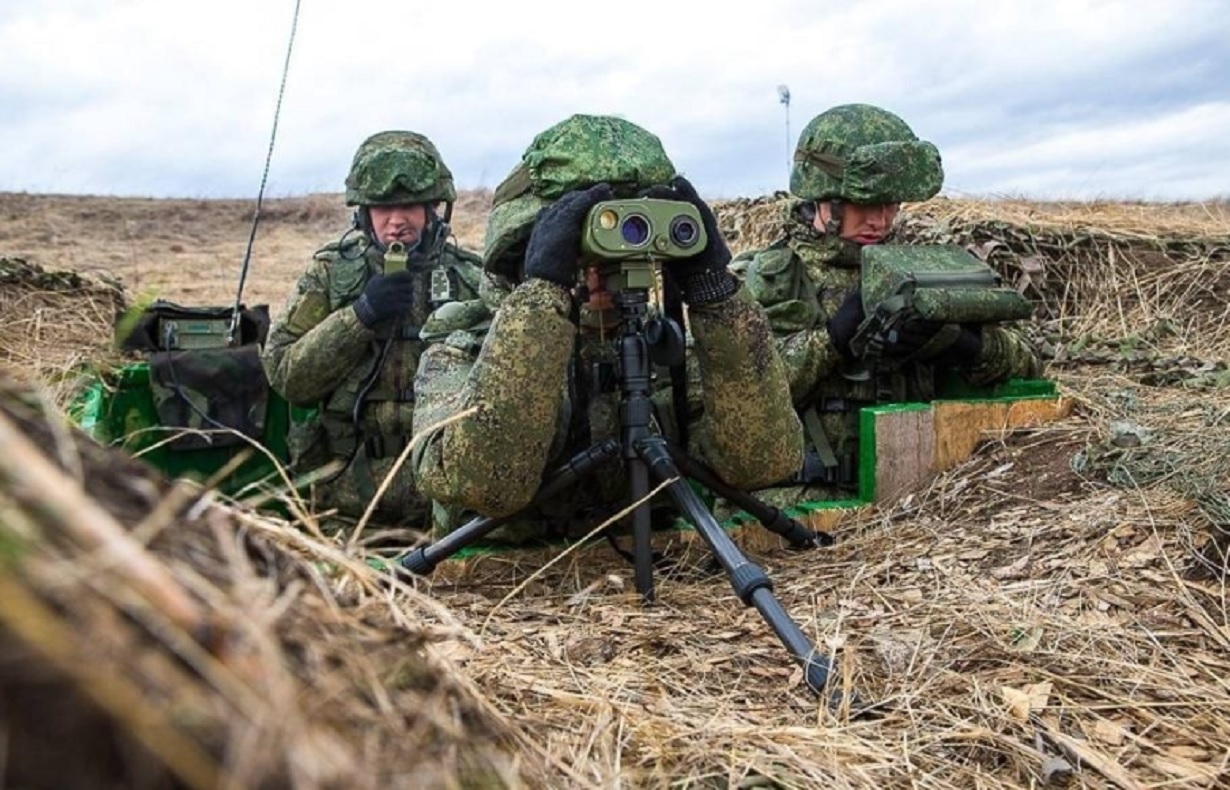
[742,248,845,404]
[774,324,846,405]
[687,287,804,489]
[261,259,374,405]
[964,323,1042,385]
[412,278,574,517]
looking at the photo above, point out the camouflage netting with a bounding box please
[715,196,1230,387]
[0,256,128,402]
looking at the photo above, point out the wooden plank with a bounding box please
[872,407,936,502]
[932,397,1072,472]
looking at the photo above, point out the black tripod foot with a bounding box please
[399,546,435,576]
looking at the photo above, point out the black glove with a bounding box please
[880,315,947,358]
[641,176,737,305]
[931,325,984,368]
[826,290,865,359]
[524,183,615,287]
[352,270,416,328]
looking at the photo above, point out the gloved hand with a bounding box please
[931,324,984,368]
[641,176,737,305]
[826,290,865,359]
[352,270,416,328]
[879,315,947,358]
[524,183,615,287]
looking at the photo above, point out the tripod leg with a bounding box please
[629,456,655,601]
[398,439,619,575]
[664,443,834,548]
[637,437,837,696]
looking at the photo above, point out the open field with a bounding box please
[2,190,1230,788]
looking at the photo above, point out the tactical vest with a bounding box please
[743,233,935,492]
[309,238,484,498]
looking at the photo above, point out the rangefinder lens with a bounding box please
[669,216,700,248]
[620,214,651,246]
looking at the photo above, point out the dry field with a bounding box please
[2,190,1230,789]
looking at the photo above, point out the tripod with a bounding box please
[399,284,840,698]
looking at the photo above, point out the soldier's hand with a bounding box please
[931,325,984,368]
[525,183,615,287]
[826,290,865,358]
[880,315,947,358]
[642,176,737,305]
[353,270,416,328]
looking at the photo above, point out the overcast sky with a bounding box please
[2,0,1227,201]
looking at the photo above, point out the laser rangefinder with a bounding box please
[581,198,707,261]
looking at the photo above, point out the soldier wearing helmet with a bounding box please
[262,130,485,528]
[410,114,802,539]
[736,103,1039,500]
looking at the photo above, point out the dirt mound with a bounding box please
[0,256,127,403]
[0,372,533,788]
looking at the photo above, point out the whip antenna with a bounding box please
[777,84,791,185]
[228,0,302,345]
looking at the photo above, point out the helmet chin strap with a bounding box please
[824,199,844,236]
[811,200,861,267]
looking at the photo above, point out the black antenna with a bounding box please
[227,0,302,346]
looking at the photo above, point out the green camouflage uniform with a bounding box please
[410,115,804,538]
[736,105,1040,503]
[261,131,484,525]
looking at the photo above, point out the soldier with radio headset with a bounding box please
[262,130,485,525]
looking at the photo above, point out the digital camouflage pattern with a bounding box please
[483,114,677,278]
[733,201,1041,504]
[345,131,457,207]
[411,278,803,537]
[262,233,484,524]
[860,244,1034,324]
[790,104,943,204]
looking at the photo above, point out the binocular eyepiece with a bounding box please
[581,198,707,261]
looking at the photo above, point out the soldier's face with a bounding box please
[368,204,429,247]
[815,201,899,245]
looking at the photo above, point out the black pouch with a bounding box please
[147,346,270,451]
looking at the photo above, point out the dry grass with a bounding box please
[0,190,491,312]
[2,190,1229,788]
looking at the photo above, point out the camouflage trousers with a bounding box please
[299,450,433,535]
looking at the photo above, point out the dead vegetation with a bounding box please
[1,190,1229,788]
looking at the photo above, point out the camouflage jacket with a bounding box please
[732,201,1040,498]
[261,233,484,523]
[410,278,804,536]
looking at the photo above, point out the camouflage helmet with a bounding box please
[790,104,943,204]
[483,114,677,277]
[345,130,457,207]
